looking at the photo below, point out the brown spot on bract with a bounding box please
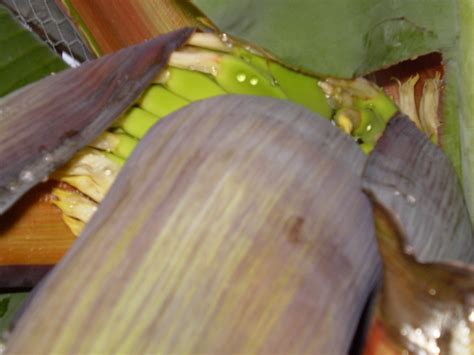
[285,216,305,244]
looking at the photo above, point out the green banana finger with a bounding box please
[214,54,287,98]
[268,61,333,118]
[139,84,190,116]
[233,47,271,75]
[114,107,161,139]
[352,108,386,144]
[90,131,139,160]
[169,48,287,98]
[164,67,227,101]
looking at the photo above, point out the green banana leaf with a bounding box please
[193,0,456,78]
[442,0,474,224]
[193,0,474,223]
[0,5,67,97]
[0,293,28,345]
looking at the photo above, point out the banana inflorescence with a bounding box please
[52,32,399,236]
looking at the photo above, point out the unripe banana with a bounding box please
[90,131,139,160]
[352,108,385,145]
[268,61,332,118]
[213,54,287,98]
[323,77,398,121]
[52,32,401,237]
[233,47,272,75]
[114,107,161,139]
[139,84,190,116]
[164,67,227,101]
[169,48,287,98]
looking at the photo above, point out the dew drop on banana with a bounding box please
[469,310,474,323]
[236,73,246,82]
[103,168,113,176]
[250,77,259,86]
[220,33,229,42]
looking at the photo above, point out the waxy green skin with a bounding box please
[165,67,226,100]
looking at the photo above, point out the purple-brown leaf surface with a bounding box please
[6,96,380,354]
[363,115,474,353]
[0,28,193,214]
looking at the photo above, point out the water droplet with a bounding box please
[469,310,474,322]
[92,206,98,212]
[366,124,372,132]
[43,154,53,163]
[210,66,218,76]
[428,288,437,296]
[50,72,56,76]
[249,77,259,86]
[432,328,441,339]
[220,33,229,42]
[271,78,279,86]
[394,190,401,196]
[103,168,112,176]
[8,183,18,192]
[236,73,246,82]
[407,194,416,204]
[20,170,35,183]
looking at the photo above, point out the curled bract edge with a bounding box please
[363,115,474,354]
